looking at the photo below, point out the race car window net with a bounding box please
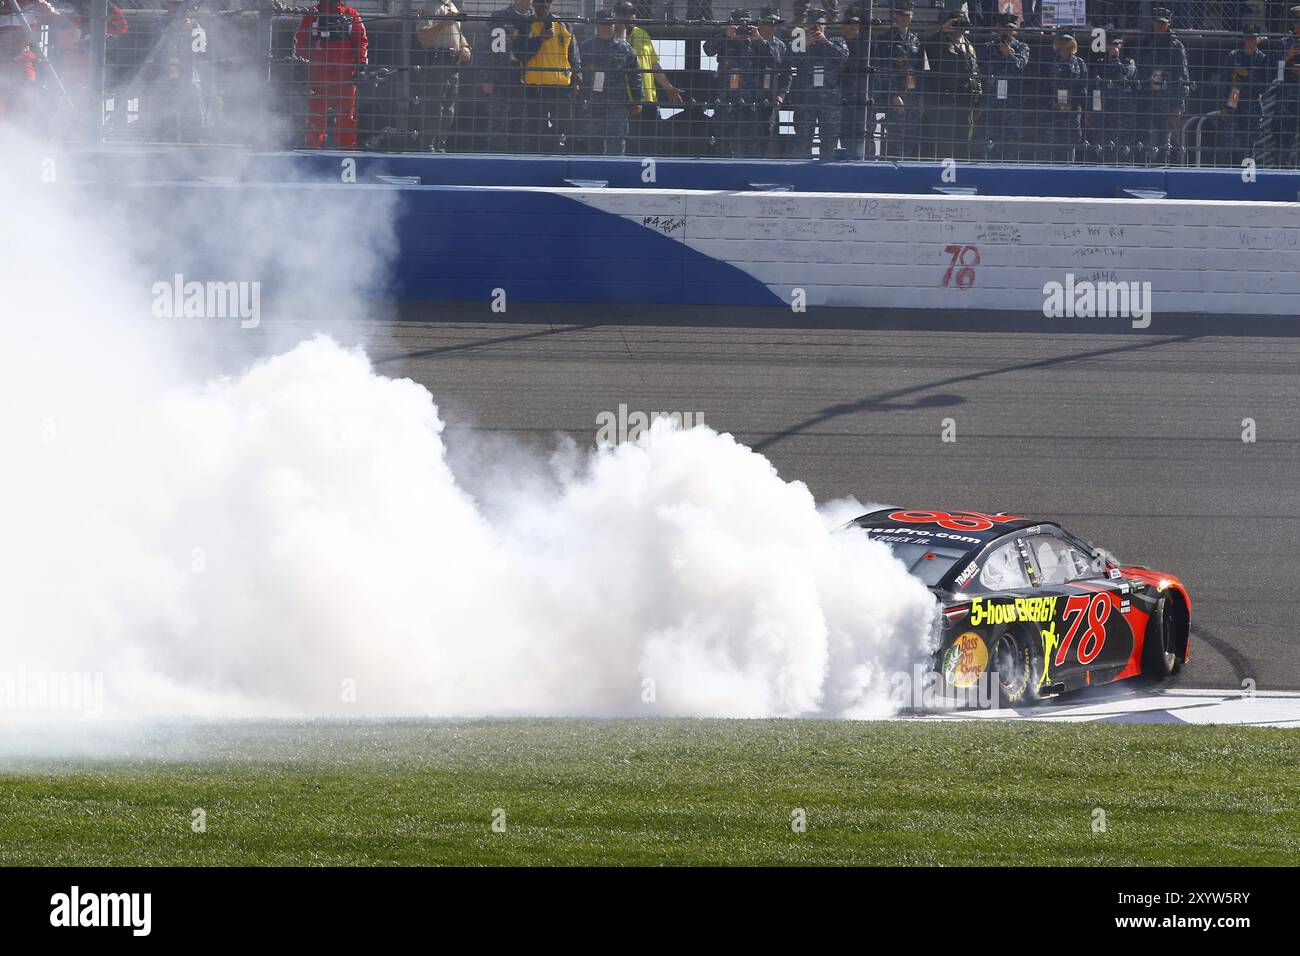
[1025,534,1094,585]
[978,540,1031,592]
[876,543,967,588]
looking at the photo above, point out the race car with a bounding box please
[850,508,1191,705]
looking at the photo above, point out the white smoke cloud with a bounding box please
[0,129,938,733]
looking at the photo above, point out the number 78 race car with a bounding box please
[850,508,1192,706]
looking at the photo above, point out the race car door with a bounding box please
[1021,531,1137,688]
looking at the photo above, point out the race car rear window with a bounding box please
[876,543,968,587]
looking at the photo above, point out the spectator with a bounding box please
[616,1,684,155]
[1041,28,1087,163]
[516,0,580,153]
[923,12,981,160]
[0,0,57,131]
[839,4,870,161]
[50,0,128,138]
[703,8,764,157]
[1130,6,1189,163]
[144,0,207,143]
[481,0,533,153]
[578,9,643,154]
[873,0,922,160]
[412,0,471,152]
[1088,31,1138,164]
[979,12,1029,161]
[1276,7,1300,165]
[294,0,367,149]
[1217,26,1269,165]
[754,5,791,157]
[789,6,847,160]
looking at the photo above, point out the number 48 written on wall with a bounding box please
[942,244,980,288]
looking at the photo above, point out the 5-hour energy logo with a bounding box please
[969,596,1059,626]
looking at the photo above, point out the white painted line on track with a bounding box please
[892,688,1300,727]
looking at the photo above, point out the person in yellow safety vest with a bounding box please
[612,1,684,155]
[514,0,582,152]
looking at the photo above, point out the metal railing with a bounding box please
[5,2,1300,168]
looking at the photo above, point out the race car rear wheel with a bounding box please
[992,627,1039,707]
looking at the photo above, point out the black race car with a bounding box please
[849,508,1192,705]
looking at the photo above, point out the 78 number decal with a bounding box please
[1056,593,1114,666]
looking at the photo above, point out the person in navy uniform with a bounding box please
[1275,8,1300,166]
[1130,6,1189,164]
[481,0,535,153]
[704,7,765,156]
[754,5,791,157]
[839,4,870,160]
[790,6,848,159]
[578,9,643,154]
[923,11,981,160]
[979,11,1029,161]
[872,0,923,160]
[1216,26,1269,166]
[1087,31,1137,164]
[1040,27,1087,163]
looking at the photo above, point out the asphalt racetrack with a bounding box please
[266,309,1300,694]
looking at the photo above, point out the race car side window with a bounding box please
[978,540,1031,591]
[1026,534,1093,584]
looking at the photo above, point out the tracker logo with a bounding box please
[1041,273,1152,328]
[50,886,151,936]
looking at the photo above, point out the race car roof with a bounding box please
[850,508,1044,547]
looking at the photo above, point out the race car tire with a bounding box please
[992,626,1041,708]
[1140,595,1180,680]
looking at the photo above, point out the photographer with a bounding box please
[703,8,765,157]
[294,0,368,149]
[754,5,790,157]
[790,6,847,160]
[979,12,1028,161]
[922,12,981,160]
[515,0,580,152]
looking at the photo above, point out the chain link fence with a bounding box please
[5,0,1300,166]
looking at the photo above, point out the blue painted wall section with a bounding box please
[393,186,781,305]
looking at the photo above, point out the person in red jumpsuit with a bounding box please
[49,0,128,137]
[0,0,57,127]
[294,0,368,148]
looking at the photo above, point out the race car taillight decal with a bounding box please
[943,604,970,621]
[1057,593,1114,667]
[886,510,1024,533]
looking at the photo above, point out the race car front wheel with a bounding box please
[1141,595,1182,680]
[992,627,1039,707]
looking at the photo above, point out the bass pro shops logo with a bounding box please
[942,632,988,689]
